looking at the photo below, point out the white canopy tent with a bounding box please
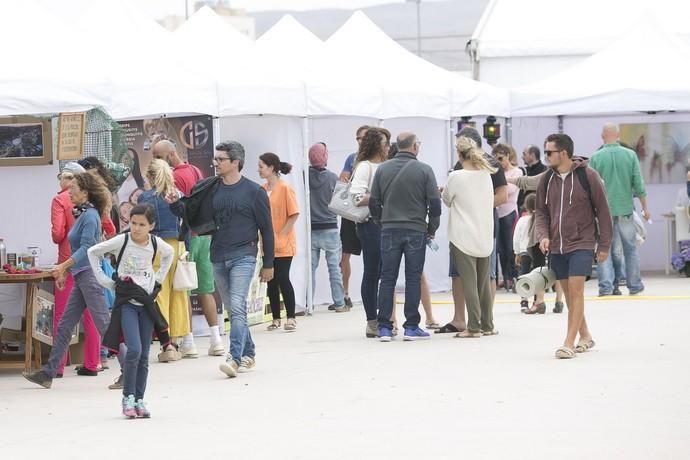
[470,0,690,87]
[77,0,219,119]
[510,18,690,117]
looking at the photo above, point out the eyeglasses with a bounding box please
[213,156,232,163]
[544,149,562,157]
[496,156,506,162]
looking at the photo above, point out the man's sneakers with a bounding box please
[379,326,393,342]
[22,370,52,388]
[180,342,199,359]
[403,327,431,341]
[366,320,379,338]
[219,359,239,378]
[239,356,256,373]
[208,341,225,357]
[135,399,151,418]
[157,347,182,363]
[122,394,137,419]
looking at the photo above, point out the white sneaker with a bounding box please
[238,356,255,373]
[219,359,238,378]
[180,342,199,359]
[208,341,225,356]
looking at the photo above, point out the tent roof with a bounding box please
[510,17,690,116]
[175,6,253,54]
[0,0,110,116]
[473,0,690,58]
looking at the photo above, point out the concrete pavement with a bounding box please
[0,275,688,459]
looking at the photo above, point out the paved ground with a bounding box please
[1,275,689,459]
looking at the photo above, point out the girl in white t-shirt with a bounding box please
[88,204,173,419]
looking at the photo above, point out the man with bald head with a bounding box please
[589,123,650,296]
[369,132,441,341]
[153,139,225,357]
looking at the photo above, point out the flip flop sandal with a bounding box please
[454,330,482,338]
[425,322,441,330]
[266,321,280,331]
[575,339,595,353]
[555,346,577,359]
[434,323,462,334]
[482,330,499,336]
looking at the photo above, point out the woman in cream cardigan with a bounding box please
[442,137,497,338]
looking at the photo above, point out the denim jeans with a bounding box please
[311,229,345,307]
[497,211,518,282]
[597,214,643,294]
[356,221,382,321]
[213,256,257,365]
[120,303,154,399]
[43,269,111,378]
[377,228,426,330]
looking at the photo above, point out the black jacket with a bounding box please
[170,176,221,236]
[102,279,170,353]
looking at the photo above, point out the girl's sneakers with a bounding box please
[136,399,151,418]
[122,394,136,419]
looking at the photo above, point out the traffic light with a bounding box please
[483,116,501,146]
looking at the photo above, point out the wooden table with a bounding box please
[0,271,53,372]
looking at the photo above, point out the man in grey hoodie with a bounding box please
[308,143,346,313]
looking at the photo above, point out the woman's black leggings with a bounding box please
[268,257,296,320]
[497,211,518,283]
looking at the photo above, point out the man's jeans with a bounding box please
[213,256,257,365]
[597,214,644,294]
[311,229,345,307]
[377,228,427,330]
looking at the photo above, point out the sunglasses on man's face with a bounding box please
[544,149,562,157]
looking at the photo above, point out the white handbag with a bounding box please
[173,251,198,291]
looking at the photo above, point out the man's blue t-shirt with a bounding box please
[341,153,356,175]
[210,176,274,268]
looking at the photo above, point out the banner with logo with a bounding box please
[114,115,213,230]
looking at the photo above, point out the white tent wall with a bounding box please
[476,55,586,88]
[308,116,379,306]
[509,117,561,156]
[218,116,310,311]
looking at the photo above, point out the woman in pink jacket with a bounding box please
[51,163,103,376]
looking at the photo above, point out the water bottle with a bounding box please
[426,236,439,251]
[0,238,6,266]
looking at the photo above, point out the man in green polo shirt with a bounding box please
[589,123,650,296]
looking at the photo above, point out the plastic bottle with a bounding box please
[0,238,6,267]
[426,236,439,251]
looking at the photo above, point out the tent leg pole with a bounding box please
[302,117,313,315]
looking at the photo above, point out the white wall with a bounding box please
[218,115,310,310]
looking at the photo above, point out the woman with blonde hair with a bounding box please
[139,159,187,361]
[442,137,497,338]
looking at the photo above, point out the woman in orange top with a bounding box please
[259,153,300,332]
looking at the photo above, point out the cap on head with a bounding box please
[62,162,86,174]
[456,126,482,148]
[308,142,328,168]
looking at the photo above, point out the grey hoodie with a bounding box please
[309,167,338,230]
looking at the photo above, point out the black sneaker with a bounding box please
[344,296,353,308]
[22,370,52,388]
[612,287,622,296]
[520,299,529,313]
[328,303,336,311]
[77,367,98,376]
[553,301,565,313]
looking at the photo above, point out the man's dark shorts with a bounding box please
[549,249,594,280]
[340,218,362,255]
